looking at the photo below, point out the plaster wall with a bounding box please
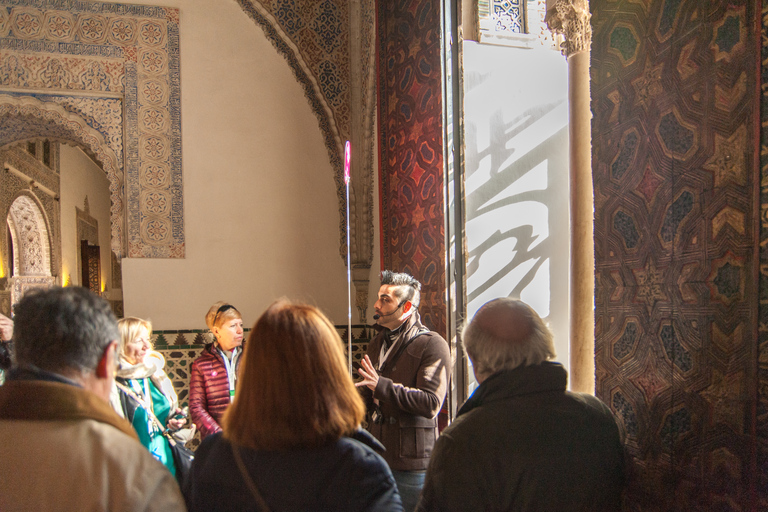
[59,145,113,294]
[115,0,350,328]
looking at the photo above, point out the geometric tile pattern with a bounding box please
[592,0,763,508]
[0,0,183,258]
[153,324,373,450]
[376,0,445,336]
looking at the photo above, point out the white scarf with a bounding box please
[109,351,178,417]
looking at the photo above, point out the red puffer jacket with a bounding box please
[189,343,243,439]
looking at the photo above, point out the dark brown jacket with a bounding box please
[361,312,451,471]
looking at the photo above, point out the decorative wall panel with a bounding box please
[0,147,60,279]
[377,0,446,336]
[758,0,768,505]
[0,0,183,258]
[592,0,763,509]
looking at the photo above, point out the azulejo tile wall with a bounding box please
[0,0,183,258]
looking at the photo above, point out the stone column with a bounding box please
[545,0,594,393]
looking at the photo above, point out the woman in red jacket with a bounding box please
[189,301,244,439]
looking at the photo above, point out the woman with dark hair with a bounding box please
[189,301,245,439]
[185,300,402,512]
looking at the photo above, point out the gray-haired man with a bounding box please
[0,287,185,511]
[418,297,625,511]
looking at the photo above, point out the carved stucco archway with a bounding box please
[6,193,56,304]
[7,194,52,277]
[0,95,124,258]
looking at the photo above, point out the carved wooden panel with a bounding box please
[591,0,763,509]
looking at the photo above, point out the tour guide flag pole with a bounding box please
[344,140,352,377]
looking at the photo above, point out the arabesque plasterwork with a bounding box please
[0,0,183,258]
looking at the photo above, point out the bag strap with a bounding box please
[232,443,271,512]
[115,381,178,446]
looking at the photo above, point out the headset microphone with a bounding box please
[373,301,406,320]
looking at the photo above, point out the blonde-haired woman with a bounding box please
[112,317,189,478]
[189,301,245,439]
[185,300,402,511]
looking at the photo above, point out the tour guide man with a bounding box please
[356,270,451,512]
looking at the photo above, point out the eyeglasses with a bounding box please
[212,304,237,327]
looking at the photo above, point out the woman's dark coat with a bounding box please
[185,429,403,512]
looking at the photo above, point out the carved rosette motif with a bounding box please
[545,0,592,57]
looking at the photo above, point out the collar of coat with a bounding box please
[348,427,387,453]
[203,341,244,359]
[0,378,138,440]
[385,310,429,346]
[376,311,429,369]
[458,362,568,417]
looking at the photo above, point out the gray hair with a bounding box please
[380,270,421,308]
[462,299,556,382]
[13,287,119,375]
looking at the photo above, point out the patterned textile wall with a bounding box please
[377,0,446,336]
[0,0,183,258]
[591,0,764,509]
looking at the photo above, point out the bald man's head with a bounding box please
[463,298,556,383]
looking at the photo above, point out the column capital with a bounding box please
[545,0,592,57]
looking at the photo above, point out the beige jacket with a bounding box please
[0,379,186,512]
